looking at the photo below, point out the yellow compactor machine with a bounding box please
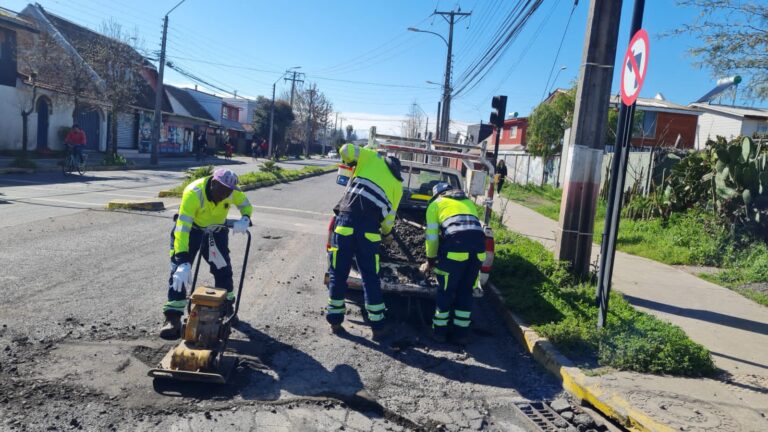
[148,221,251,384]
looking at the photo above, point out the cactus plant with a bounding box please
[712,136,768,236]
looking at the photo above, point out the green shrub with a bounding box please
[102,153,129,166]
[260,160,282,173]
[491,225,716,376]
[184,165,214,182]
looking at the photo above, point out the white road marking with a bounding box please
[251,204,331,216]
[2,196,105,206]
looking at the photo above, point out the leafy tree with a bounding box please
[526,87,576,159]
[287,83,333,155]
[251,97,294,158]
[672,1,767,100]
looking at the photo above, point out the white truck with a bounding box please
[325,128,496,297]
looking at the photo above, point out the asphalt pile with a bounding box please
[380,219,426,263]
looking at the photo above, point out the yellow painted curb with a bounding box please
[486,282,674,432]
[107,199,165,211]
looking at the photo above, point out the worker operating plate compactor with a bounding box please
[148,219,252,384]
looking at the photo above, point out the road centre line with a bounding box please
[250,204,332,216]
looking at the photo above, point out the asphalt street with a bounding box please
[0,165,578,431]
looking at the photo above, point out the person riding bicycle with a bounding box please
[159,168,253,339]
[64,124,86,164]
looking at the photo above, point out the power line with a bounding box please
[541,1,578,100]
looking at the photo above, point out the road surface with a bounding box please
[0,166,593,431]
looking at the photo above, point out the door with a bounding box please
[74,105,101,150]
[36,98,49,150]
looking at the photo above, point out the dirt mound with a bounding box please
[381,219,427,263]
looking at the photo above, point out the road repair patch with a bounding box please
[107,199,165,211]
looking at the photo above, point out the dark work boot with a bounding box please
[159,313,182,340]
[451,327,471,346]
[431,326,448,343]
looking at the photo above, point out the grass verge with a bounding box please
[162,164,337,197]
[501,183,768,305]
[490,220,717,376]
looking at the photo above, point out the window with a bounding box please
[757,123,768,134]
[636,111,657,138]
[0,29,17,87]
[508,125,518,139]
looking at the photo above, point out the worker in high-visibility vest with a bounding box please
[420,182,485,345]
[160,168,252,340]
[327,143,403,340]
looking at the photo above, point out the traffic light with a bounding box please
[489,95,507,129]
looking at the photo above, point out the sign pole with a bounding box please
[596,0,647,328]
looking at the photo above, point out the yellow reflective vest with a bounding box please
[425,192,481,258]
[339,144,403,235]
[173,176,253,254]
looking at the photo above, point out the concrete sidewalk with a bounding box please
[493,198,768,431]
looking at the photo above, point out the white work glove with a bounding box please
[171,262,191,292]
[419,261,432,274]
[233,216,250,235]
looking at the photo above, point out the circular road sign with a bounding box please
[620,29,650,106]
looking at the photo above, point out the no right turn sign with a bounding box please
[620,29,650,106]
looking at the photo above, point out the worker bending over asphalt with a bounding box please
[421,182,485,345]
[160,168,252,339]
[327,143,403,339]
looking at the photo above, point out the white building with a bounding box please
[689,103,768,149]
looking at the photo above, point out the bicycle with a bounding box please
[62,145,88,176]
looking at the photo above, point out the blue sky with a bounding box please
[6,0,756,134]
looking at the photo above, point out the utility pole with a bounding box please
[268,82,276,159]
[434,9,470,142]
[150,16,168,166]
[555,0,623,277]
[285,71,304,109]
[435,101,441,139]
[305,88,316,157]
[596,0,646,328]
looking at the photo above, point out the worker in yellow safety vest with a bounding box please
[160,168,252,339]
[420,182,485,345]
[327,143,403,340]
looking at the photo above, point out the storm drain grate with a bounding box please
[512,401,567,432]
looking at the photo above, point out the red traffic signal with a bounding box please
[489,95,507,129]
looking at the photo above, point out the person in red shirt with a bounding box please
[65,124,87,163]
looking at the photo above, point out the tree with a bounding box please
[401,103,425,139]
[526,87,576,160]
[251,96,294,157]
[287,83,333,155]
[82,21,144,156]
[672,1,767,100]
[345,124,357,141]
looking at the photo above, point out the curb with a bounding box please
[157,167,337,197]
[0,167,34,174]
[107,199,165,211]
[0,159,242,175]
[485,282,673,432]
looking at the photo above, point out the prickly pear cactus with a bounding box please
[712,136,768,233]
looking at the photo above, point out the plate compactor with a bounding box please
[148,221,251,384]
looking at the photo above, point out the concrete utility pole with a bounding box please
[151,0,186,166]
[305,88,316,157]
[435,101,441,139]
[555,0,623,277]
[434,9,470,142]
[150,16,168,166]
[285,71,304,109]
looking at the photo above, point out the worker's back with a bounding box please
[427,190,484,255]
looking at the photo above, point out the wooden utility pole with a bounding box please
[150,16,168,165]
[555,0,623,276]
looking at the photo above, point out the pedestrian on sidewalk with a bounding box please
[251,138,259,159]
[326,143,403,341]
[64,124,86,163]
[195,132,207,161]
[495,159,507,194]
[159,168,253,339]
[260,139,268,158]
[224,138,234,160]
[420,182,485,345]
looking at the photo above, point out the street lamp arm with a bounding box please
[407,27,448,46]
[165,0,186,16]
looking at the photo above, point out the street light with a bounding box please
[409,26,452,141]
[268,66,301,158]
[543,66,567,101]
[151,0,187,165]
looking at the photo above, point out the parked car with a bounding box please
[327,150,339,159]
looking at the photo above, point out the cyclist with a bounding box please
[64,124,86,164]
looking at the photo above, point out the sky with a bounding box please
[5,0,758,136]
